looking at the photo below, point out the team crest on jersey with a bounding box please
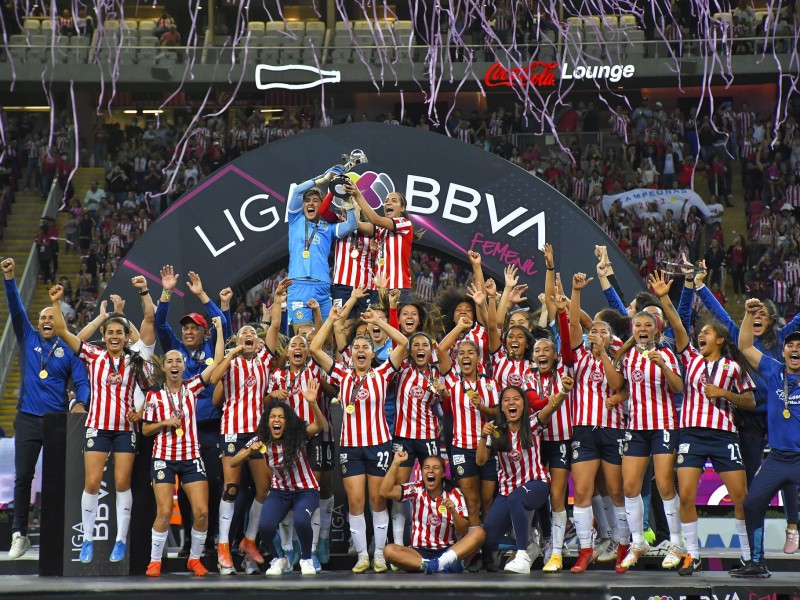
[508,374,522,386]
[409,386,425,400]
[244,376,257,388]
[341,465,347,475]
[157,470,165,480]
[54,347,64,358]
[227,443,235,454]
[508,450,522,462]
[427,514,442,526]
[572,450,579,459]
[590,370,603,382]
[456,466,464,475]
[677,454,684,464]
[631,369,644,383]
[356,388,370,401]
[86,439,94,448]
[295,311,304,320]
[698,375,707,386]
[107,373,122,385]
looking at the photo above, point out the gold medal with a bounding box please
[350,249,359,259]
[642,350,650,359]
[466,390,478,400]
[492,429,500,439]
[205,358,214,366]
[39,369,48,379]
[260,445,267,454]
[378,258,385,266]
[175,427,184,437]
[783,409,791,419]
[438,504,447,515]
[302,250,310,259]
[345,404,355,414]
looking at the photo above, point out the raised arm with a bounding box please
[2,258,35,341]
[310,307,338,374]
[536,375,574,426]
[486,278,501,353]
[543,243,556,321]
[131,275,156,346]
[333,207,357,239]
[265,278,291,354]
[345,180,393,230]
[48,285,82,354]
[569,273,591,350]
[648,271,688,352]
[209,344,244,385]
[738,298,764,370]
[438,316,472,357]
[78,300,109,341]
[466,281,488,327]
[379,450,407,501]
[496,265,522,327]
[362,308,408,368]
[200,316,225,383]
[156,264,183,351]
[303,379,327,436]
[307,297,323,332]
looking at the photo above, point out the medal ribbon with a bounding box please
[783,370,800,418]
[304,218,320,253]
[347,369,373,411]
[164,384,185,419]
[39,338,59,374]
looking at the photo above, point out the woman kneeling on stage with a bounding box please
[380,452,485,572]
[230,379,327,576]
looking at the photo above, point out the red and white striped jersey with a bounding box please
[773,280,789,304]
[572,177,588,203]
[491,352,536,391]
[449,323,490,372]
[785,184,800,208]
[442,371,499,449]
[267,362,323,427]
[637,235,652,258]
[144,376,206,461]
[221,348,274,435]
[328,360,397,447]
[394,360,440,440]
[493,414,549,494]
[737,111,753,136]
[620,347,679,430]
[400,482,468,549]
[680,345,754,432]
[527,363,573,441]
[333,233,374,289]
[415,273,436,303]
[375,217,414,290]
[264,441,319,491]
[571,346,625,429]
[80,341,154,432]
[318,370,337,443]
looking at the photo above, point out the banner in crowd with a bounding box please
[103,123,645,325]
[602,188,725,220]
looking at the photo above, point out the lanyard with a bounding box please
[39,338,59,373]
[285,365,307,394]
[460,375,480,401]
[304,218,320,253]
[783,371,800,418]
[347,369,372,408]
[164,384,185,418]
[535,371,554,400]
[108,353,123,379]
[415,365,439,402]
[703,358,721,388]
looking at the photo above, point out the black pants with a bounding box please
[12,412,46,536]
[177,421,222,546]
[738,412,798,526]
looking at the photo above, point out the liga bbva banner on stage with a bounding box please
[601,187,725,220]
[103,122,643,324]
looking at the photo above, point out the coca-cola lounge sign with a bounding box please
[485,60,635,88]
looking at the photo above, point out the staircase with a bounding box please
[0,168,102,435]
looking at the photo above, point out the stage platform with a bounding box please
[1,549,798,599]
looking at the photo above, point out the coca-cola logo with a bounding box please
[484,61,557,88]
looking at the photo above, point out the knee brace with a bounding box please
[222,483,239,502]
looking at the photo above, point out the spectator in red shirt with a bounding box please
[557,104,581,133]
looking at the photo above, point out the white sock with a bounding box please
[591,495,610,539]
[319,496,334,540]
[116,489,133,543]
[573,505,594,549]
[372,509,390,554]
[438,548,458,569]
[245,500,263,540]
[150,528,168,561]
[312,508,321,551]
[663,495,683,545]
[81,491,99,542]
[624,496,644,545]
[602,496,617,540]
[391,501,406,546]
[190,528,206,560]
[218,500,234,545]
[682,520,699,559]
[280,511,295,552]
[550,510,567,557]
[735,519,751,560]
[614,504,631,544]
[349,513,368,557]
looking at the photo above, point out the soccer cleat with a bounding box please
[177,543,190,559]
[217,542,235,575]
[109,541,127,563]
[526,538,543,563]
[188,557,209,576]
[662,544,685,569]
[730,560,771,578]
[422,557,440,574]
[542,553,562,572]
[443,560,465,573]
[597,539,619,563]
[620,542,650,569]
[299,558,317,575]
[593,538,611,562]
[678,555,701,576]
[352,555,371,573]
[542,538,553,563]
[373,553,388,573]
[728,557,747,574]
[79,540,93,564]
[239,537,265,565]
[317,538,331,564]
[311,551,322,573]
[266,556,290,576]
[615,543,630,573]
[570,547,595,573]
[8,533,31,560]
[242,556,260,575]
[643,527,656,545]
[504,551,533,574]
[146,560,161,577]
[647,539,670,557]
[292,539,302,565]
[784,528,799,554]
[284,548,298,568]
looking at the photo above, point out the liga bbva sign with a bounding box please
[103,123,643,325]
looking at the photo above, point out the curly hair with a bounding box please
[257,399,308,467]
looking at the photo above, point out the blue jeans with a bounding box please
[485,480,550,551]
[259,488,320,559]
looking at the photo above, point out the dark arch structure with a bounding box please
[103,122,643,329]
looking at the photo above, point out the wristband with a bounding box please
[69,399,85,411]
[161,290,172,300]
[546,266,555,271]
[139,289,150,296]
